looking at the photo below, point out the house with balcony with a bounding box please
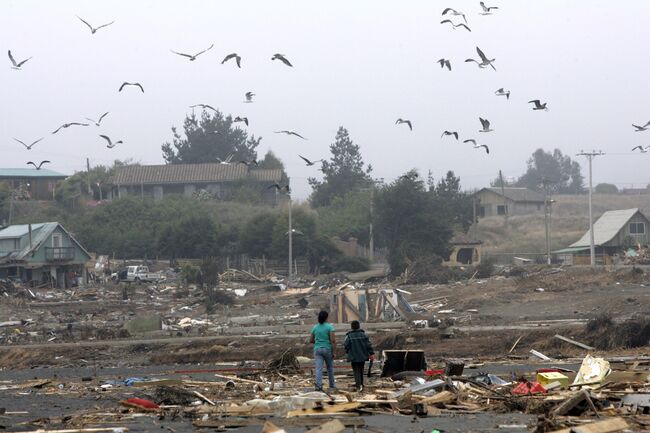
[0,222,91,288]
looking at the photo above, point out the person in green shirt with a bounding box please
[310,310,336,391]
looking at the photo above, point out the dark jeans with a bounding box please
[351,361,365,388]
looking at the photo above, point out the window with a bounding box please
[497,205,508,215]
[13,239,20,250]
[52,233,63,248]
[478,206,486,218]
[630,222,645,235]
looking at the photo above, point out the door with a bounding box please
[52,233,63,248]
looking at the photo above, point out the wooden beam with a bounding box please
[554,334,595,351]
[548,417,628,433]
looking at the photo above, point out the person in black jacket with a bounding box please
[343,320,374,392]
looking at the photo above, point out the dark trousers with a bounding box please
[351,361,365,388]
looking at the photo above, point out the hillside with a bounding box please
[475,193,650,258]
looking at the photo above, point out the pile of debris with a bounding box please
[623,245,650,265]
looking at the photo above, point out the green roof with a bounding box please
[553,246,591,254]
[0,168,67,178]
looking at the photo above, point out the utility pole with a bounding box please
[577,150,604,267]
[287,189,293,283]
[499,170,508,225]
[541,178,552,265]
[86,158,92,195]
[369,187,374,262]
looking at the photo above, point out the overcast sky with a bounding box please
[2,0,649,199]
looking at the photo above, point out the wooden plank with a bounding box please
[194,417,366,429]
[549,417,628,433]
[554,334,595,351]
[530,349,552,361]
[287,402,361,417]
[509,335,523,354]
[418,390,456,405]
[306,419,346,433]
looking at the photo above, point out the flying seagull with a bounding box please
[465,46,496,70]
[99,135,122,148]
[529,99,548,111]
[271,53,293,67]
[170,44,214,61]
[479,117,493,132]
[442,8,468,24]
[217,154,234,165]
[274,130,306,139]
[437,58,452,71]
[240,159,258,167]
[396,118,413,130]
[233,116,249,126]
[268,183,291,194]
[190,104,217,112]
[27,160,50,170]
[441,130,459,140]
[632,145,649,153]
[8,50,31,70]
[464,139,489,154]
[440,19,471,32]
[399,173,419,181]
[14,137,43,150]
[85,112,109,126]
[632,121,650,132]
[119,82,144,93]
[52,122,89,134]
[285,229,304,236]
[479,1,499,15]
[299,155,323,166]
[244,91,255,103]
[495,88,510,100]
[77,16,115,34]
[221,53,241,67]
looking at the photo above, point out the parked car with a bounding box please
[112,266,164,283]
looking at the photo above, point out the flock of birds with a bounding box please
[6,4,649,187]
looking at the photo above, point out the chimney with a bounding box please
[28,224,33,250]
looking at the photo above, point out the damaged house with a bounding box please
[0,222,91,288]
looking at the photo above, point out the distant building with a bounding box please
[111,163,285,203]
[0,222,92,288]
[0,168,67,200]
[621,187,650,196]
[554,208,650,265]
[474,187,546,218]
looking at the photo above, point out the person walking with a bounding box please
[310,310,336,391]
[343,320,374,392]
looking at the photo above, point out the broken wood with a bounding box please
[213,373,266,386]
[286,402,360,417]
[554,334,595,351]
[552,390,598,417]
[418,390,456,405]
[192,390,215,406]
[3,429,129,433]
[305,419,346,433]
[548,417,628,433]
[262,421,286,433]
[509,335,523,354]
[530,349,552,361]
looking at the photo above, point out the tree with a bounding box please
[595,183,618,194]
[0,181,11,224]
[239,211,279,257]
[162,109,260,164]
[516,149,584,194]
[257,150,285,170]
[430,171,474,232]
[308,127,372,207]
[317,190,372,247]
[374,171,454,276]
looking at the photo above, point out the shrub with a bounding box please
[474,258,495,278]
[333,256,370,273]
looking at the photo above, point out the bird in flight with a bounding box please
[275,130,306,139]
[632,145,649,153]
[479,2,499,15]
[14,137,43,150]
[190,104,218,112]
[437,58,452,71]
[233,116,249,126]
[244,92,255,103]
[464,139,490,154]
[221,53,242,68]
[299,155,323,166]
[465,46,496,70]
[240,159,258,167]
[440,19,471,32]
[285,229,304,236]
[99,135,122,148]
[528,100,548,111]
[85,112,109,126]
[442,8,468,24]
[27,160,50,170]
[170,44,214,61]
[8,50,31,70]
[479,117,493,132]
[441,131,459,140]
[119,82,144,93]
[52,122,89,134]
[395,118,413,130]
[268,183,291,194]
[271,53,293,67]
[77,16,115,34]
[495,88,510,100]
[217,154,234,165]
[632,121,650,132]
[399,173,419,181]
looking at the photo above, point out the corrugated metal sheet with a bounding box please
[0,222,91,262]
[570,208,641,247]
[0,168,67,178]
[112,164,283,185]
[484,187,545,203]
[0,223,48,239]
